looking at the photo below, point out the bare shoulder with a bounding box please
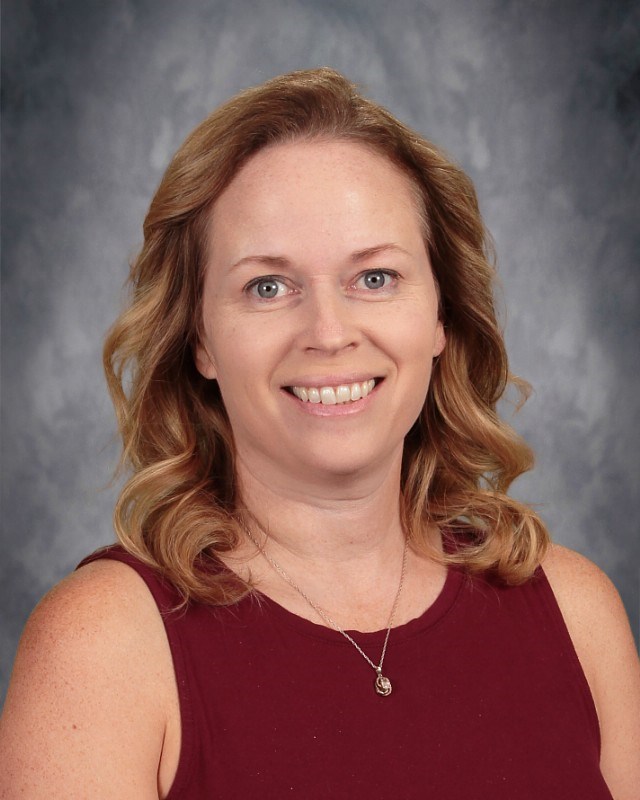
[22,556,165,635]
[0,558,176,799]
[541,544,636,663]
[542,543,628,632]
[542,543,640,798]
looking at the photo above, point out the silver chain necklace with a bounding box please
[240,518,409,697]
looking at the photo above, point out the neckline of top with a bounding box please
[247,564,465,646]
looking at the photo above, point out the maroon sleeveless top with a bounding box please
[79,546,612,799]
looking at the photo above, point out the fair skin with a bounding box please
[195,139,447,627]
[1,140,638,798]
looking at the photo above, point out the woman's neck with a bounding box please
[234,449,407,565]
[225,452,445,632]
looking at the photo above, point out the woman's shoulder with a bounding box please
[541,543,640,797]
[541,543,634,664]
[541,543,635,684]
[0,554,178,798]
[21,553,169,658]
[7,555,167,689]
[541,543,627,625]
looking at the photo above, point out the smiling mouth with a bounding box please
[284,378,382,405]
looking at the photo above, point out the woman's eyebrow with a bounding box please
[229,254,291,272]
[229,243,409,273]
[350,243,410,263]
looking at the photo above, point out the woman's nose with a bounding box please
[299,283,360,354]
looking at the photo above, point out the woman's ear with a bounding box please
[433,321,446,358]
[194,342,217,380]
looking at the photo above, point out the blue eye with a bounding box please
[356,270,397,290]
[248,277,287,299]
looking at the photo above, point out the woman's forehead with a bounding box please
[206,139,427,263]
[219,138,418,197]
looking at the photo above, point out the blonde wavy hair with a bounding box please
[104,67,549,604]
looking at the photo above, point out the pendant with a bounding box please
[375,672,392,696]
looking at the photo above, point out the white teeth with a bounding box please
[336,385,351,403]
[320,387,337,405]
[291,379,377,404]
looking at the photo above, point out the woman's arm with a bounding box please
[543,544,640,799]
[0,560,179,799]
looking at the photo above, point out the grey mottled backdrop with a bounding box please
[2,0,639,699]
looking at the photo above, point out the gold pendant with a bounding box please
[375,672,392,696]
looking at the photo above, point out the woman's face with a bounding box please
[196,139,445,488]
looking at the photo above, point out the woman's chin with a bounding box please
[281,443,402,488]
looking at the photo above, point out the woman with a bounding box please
[1,68,638,798]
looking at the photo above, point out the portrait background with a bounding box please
[2,0,638,698]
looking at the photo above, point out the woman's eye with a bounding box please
[247,277,288,299]
[355,270,397,290]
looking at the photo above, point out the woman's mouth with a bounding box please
[285,378,381,405]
